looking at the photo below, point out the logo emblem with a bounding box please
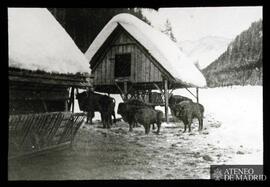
[212,168,223,180]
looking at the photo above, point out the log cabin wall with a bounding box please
[92,31,163,86]
[9,83,70,115]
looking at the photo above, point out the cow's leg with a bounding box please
[86,112,91,124]
[199,117,203,131]
[103,113,107,128]
[90,117,93,125]
[107,113,112,129]
[152,123,156,130]
[101,112,106,128]
[146,124,151,134]
[109,113,113,127]
[86,113,89,123]
[144,124,148,134]
[90,111,95,124]
[112,111,116,124]
[129,121,133,132]
[87,111,94,124]
[133,122,137,128]
[156,122,161,134]
[183,122,187,133]
[188,120,192,132]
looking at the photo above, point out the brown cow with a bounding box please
[134,108,163,134]
[117,99,155,131]
[173,100,204,132]
[76,90,116,128]
[169,94,192,116]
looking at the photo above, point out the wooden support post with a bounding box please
[124,81,128,100]
[42,99,48,112]
[64,100,68,112]
[164,79,169,123]
[68,88,72,111]
[71,87,75,113]
[196,87,199,103]
[148,89,152,103]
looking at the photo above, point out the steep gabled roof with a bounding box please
[8,8,91,75]
[85,13,207,87]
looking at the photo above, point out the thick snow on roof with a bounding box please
[8,8,90,74]
[85,13,206,87]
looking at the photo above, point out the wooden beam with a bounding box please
[9,69,90,81]
[196,87,199,103]
[114,82,124,95]
[114,82,128,101]
[169,88,175,95]
[68,87,72,111]
[71,87,75,113]
[184,87,197,100]
[124,81,128,100]
[41,99,48,112]
[153,83,164,95]
[164,79,169,123]
[9,75,91,88]
[127,84,133,94]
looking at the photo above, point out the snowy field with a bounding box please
[9,86,263,180]
[173,85,263,164]
[74,85,263,165]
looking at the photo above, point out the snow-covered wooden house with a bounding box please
[8,8,91,159]
[85,13,207,121]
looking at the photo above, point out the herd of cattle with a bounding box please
[76,90,204,134]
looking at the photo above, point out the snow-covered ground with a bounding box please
[10,86,263,180]
[167,85,263,164]
[75,85,263,165]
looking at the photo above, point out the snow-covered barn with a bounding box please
[85,13,207,121]
[8,8,91,159]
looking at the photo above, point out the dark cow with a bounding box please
[134,108,163,134]
[76,90,116,128]
[169,94,192,116]
[172,100,204,132]
[117,99,155,131]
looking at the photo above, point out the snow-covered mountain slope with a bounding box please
[178,36,232,69]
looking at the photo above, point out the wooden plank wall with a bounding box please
[93,31,163,86]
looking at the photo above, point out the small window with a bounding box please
[114,53,131,78]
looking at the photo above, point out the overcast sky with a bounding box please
[142,7,262,42]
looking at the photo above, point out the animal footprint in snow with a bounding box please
[202,155,214,161]
[202,131,209,135]
[236,150,245,155]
